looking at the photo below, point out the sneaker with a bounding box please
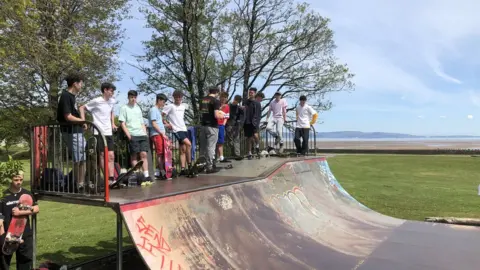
[234,156,244,160]
[274,136,280,145]
[179,168,186,176]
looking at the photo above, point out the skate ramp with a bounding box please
[119,157,480,270]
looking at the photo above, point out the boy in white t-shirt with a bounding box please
[79,82,118,184]
[162,90,192,175]
[266,91,287,153]
[295,95,318,156]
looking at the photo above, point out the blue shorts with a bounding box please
[174,131,189,144]
[62,132,86,162]
[217,125,225,145]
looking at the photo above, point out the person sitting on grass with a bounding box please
[0,170,40,270]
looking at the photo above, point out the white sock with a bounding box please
[219,156,224,161]
[144,171,149,177]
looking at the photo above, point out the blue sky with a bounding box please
[114,0,480,136]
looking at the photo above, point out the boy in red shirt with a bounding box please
[216,92,230,162]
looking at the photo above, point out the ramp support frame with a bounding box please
[116,210,123,270]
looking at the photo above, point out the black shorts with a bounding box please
[174,131,189,144]
[129,136,149,154]
[95,135,114,152]
[243,124,258,138]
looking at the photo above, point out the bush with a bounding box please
[11,150,30,160]
[0,155,24,193]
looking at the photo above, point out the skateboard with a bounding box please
[162,135,176,179]
[86,136,98,193]
[2,194,33,256]
[187,156,207,177]
[109,160,144,189]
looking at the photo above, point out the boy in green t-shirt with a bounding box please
[118,90,152,182]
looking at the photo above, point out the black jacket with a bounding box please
[244,99,261,127]
[227,103,245,126]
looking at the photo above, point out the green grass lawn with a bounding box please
[328,154,480,221]
[3,154,480,266]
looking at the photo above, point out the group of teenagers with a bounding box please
[55,73,319,189]
[0,72,318,269]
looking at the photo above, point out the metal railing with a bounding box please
[31,121,110,201]
[30,119,316,202]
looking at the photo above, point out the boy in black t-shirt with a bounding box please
[57,72,87,191]
[199,87,224,173]
[243,88,262,159]
[0,171,39,270]
[226,95,244,160]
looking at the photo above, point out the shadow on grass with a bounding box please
[37,236,148,269]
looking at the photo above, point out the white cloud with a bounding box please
[417,115,424,119]
[468,115,474,119]
[310,0,480,106]
[440,115,447,119]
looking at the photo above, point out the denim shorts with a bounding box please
[62,132,86,162]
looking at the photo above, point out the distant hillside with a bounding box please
[316,131,480,139]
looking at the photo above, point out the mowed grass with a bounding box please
[2,154,480,265]
[328,154,480,221]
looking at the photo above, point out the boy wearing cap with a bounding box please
[118,90,152,182]
[162,90,192,175]
[266,91,287,153]
[295,95,318,156]
[148,93,168,179]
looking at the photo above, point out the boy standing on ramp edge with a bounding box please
[266,91,287,153]
[79,82,117,185]
[56,72,87,192]
[243,87,262,159]
[162,90,193,175]
[294,95,318,156]
[226,95,244,160]
[118,90,152,182]
[148,93,169,179]
[216,91,230,163]
[199,87,225,173]
[0,170,40,270]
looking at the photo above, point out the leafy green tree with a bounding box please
[135,0,354,124]
[229,0,354,117]
[0,0,130,139]
[133,0,237,124]
[0,156,23,193]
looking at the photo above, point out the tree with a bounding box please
[133,0,238,124]
[0,0,130,139]
[229,0,354,118]
[135,0,354,124]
